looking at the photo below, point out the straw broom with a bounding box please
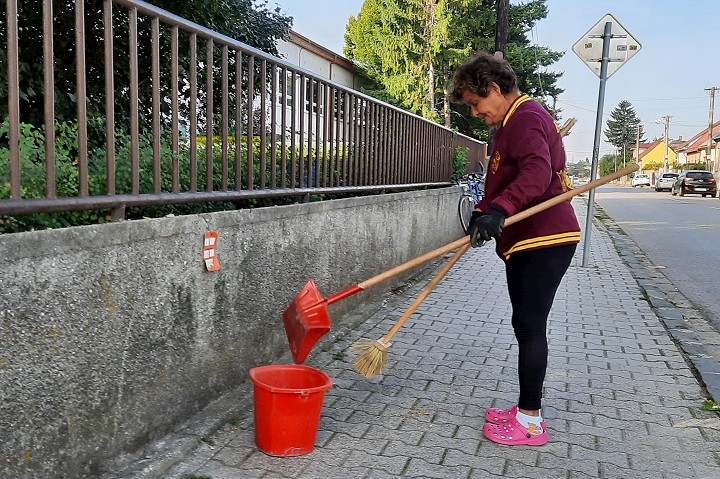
[353,243,471,378]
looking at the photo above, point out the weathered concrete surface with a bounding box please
[0,187,462,479]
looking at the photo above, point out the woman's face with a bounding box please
[462,82,508,126]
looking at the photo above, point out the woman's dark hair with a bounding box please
[451,52,518,101]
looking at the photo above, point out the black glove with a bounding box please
[467,211,486,248]
[467,206,506,248]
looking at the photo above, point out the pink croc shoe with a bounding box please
[483,416,549,446]
[485,404,518,424]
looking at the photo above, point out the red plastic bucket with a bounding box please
[249,364,333,456]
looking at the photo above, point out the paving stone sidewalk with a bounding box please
[146,198,720,479]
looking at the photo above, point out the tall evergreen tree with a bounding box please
[604,100,646,164]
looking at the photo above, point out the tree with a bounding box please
[604,100,645,166]
[567,158,591,178]
[344,0,564,140]
[599,152,621,177]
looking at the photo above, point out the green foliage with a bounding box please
[598,153,633,178]
[0,117,375,233]
[451,146,470,182]
[0,119,111,232]
[345,0,564,140]
[567,159,591,178]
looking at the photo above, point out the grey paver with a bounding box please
[120,197,720,479]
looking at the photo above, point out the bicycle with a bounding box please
[457,172,485,234]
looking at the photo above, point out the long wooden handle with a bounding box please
[381,243,471,344]
[357,163,638,291]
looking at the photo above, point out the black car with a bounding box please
[671,170,717,197]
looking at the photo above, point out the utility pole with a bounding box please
[487,0,509,154]
[655,115,672,172]
[705,86,718,173]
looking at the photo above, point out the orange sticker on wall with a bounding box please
[203,231,220,272]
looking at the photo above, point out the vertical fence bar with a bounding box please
[234,50,242,190]
[151,17,161,194]
[298,75,305,187]
[356,97,363,186]
[6,0,20,198]
[364,101,375,185]
[333,88,340,186]
[370,102,378,185]
[369,102,376,184]
[205,38,214,192]
[314,82,322,187]
[246,55,254,190]
[302,77,308,187]
[307,80,315,187]
[129,8,139,194]
[103,0,115,195]
[43,0,56,197]
[380,106,390,185]
[259,59,267,189]
[221,45,229,190]
[280,67,287,188]
[75,0,88,196]
[323,85,330,187]
[391,110,398,183]
[170,26,179,193]
[343,94,350,186]
[290,71,302,188]
[270,63,278,188]
[189,33,198,192]
[382,107,389,184]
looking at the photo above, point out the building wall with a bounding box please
[640,141,677,169]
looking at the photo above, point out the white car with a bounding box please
[655,173,679,192]
[631,174,651,187]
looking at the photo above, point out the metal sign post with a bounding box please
[572,14,642,267]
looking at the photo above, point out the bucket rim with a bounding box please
[249,364,333,394]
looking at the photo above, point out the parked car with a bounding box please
[631,174,651,187]
[671,170,717,197]
[655,172,679,192]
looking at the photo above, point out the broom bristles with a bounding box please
[352,339,388,378]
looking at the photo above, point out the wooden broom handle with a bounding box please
[358,163,638,290]
[381,243,471,344]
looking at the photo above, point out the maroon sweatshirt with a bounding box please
[477,94,580,261]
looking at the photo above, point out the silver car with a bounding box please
[655,172,679,192]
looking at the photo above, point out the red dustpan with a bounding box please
[282,164,639,364]
[282,279,333,364]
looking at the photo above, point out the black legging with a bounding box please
[505,244,576,411]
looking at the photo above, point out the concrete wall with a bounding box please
[0,187,462,479]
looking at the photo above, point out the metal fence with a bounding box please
[1,0,485,219]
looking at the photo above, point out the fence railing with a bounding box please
[1,0,485,219]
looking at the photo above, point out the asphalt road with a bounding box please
[592,184,720,333]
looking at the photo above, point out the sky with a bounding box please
[274,0,720,163]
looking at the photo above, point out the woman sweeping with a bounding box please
[451,52,580,446]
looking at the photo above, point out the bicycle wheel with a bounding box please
[457,194,475,234]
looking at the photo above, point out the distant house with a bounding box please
[276,30,362,90]
[274,31,364,143]
[635,138,677,172]
[675,120,720,171]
